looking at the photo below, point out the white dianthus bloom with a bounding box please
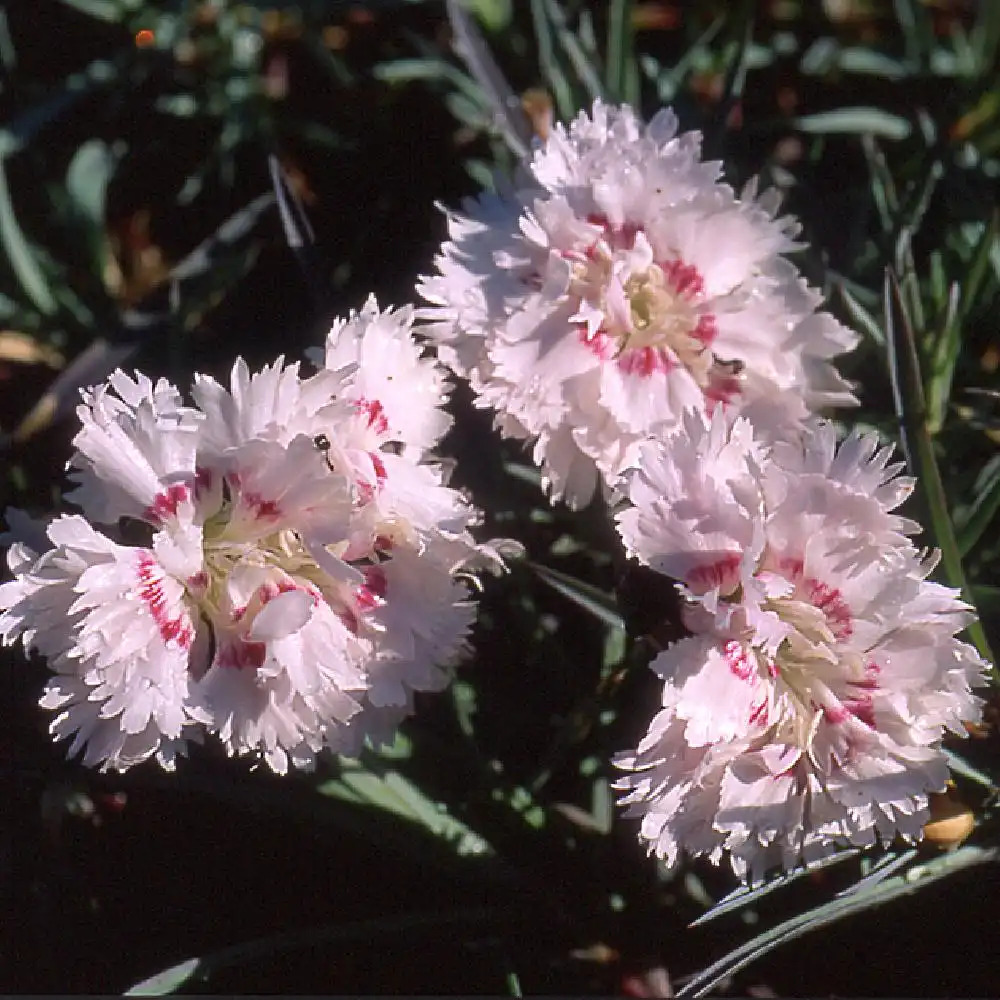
[613,409,986,880]
[1,321,506,773]
[419,100,859,507]
[308,294,453,460]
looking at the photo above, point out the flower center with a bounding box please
[761,568,878,751]
[618,263,711,379]
[167,472,358,668]
[688,551,878,751]
[569,217,736,397]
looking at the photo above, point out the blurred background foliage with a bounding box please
[2,0,1000,995]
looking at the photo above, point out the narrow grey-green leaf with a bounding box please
[124,957,202,996]
[463,0,512,32]
[893,0,935,68]
[66,139,118,228]
[677,846,998,998]
[375,57,490,106]
[957,455,1000,556]
[0,160,57,316]
[839,283,885,348]
[606,0,632,102]
[544,0,606,102]
[56,0,124,21]
[837,47,908,79]
[794,107,912,140]
[645,16,724,103]
[528,561,624,630]
[445,0,532,156]
[834,848,917,897]
[943,747,998,791]
[531,0,575,121]
[883,269,995,669]
[0,58,119,158]
[689,848,861,927]
[123,909,520,996]
[958,212,999,323]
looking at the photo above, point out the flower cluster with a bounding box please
[612,410,986,879]
[0,299,509,774]
[420,100,859,507]
[417,98,988,876]
[0,94,990,883]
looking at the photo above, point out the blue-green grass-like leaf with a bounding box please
[55,0,123,22]
[0,57,119,158]
[527,561,625,631]
[606,0,634,104]
[641,17,724,104]
[319,756,495,859]
[838,283,886,348]
[65,140,118,229]
[794,107,912,140]
[957,457,1000,558]
[445,0,532,156]
[834,848,918,897]
[124,958,201,996]
[530,0,575,122]
[677,846,998,998]
[943,747,998,792]
[883,268,995,670]
[0,160,56,316]
[688,847,861,927]
[123,907,524,995]
[544,0,606,103]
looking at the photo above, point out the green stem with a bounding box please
[884,270,997,677]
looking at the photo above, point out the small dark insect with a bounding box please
[313,433,335,472]
[717,357,746,377]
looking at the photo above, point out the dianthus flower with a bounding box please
[0,302,509,773]
[419,100,859,507]
[613,409,986,880]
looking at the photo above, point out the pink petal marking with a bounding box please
[354,397,389,435]
[660,258,705,299]
[356,452,388,505]
[144,483,191,524]
[777,557,854,640]
[842,695,876,728]
[136,553,194,650]
[585,212,641,250]
[692,312,718,346]
[616,346,676,377]
[578,325,617,361]
[356,565,388,612]
[337,608,360,635]
[723,639,755,681]
[687,554,742,593]
[805,579,853,640]
[821,703,849,725]
[228,473,281,521]
[218,580,319,669]
[842,664,881,728]
[246,495,281,520]
[748,696,769,726]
